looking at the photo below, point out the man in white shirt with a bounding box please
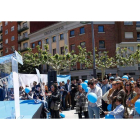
[87,80,102,119]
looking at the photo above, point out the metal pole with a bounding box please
[91,21,96,78]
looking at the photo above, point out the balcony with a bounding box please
[136,22,140,31]
[18,24,29,33]
[18,35,29,43]
[0,36,3,42]
[18,46,28,52]
[0,44,3,50]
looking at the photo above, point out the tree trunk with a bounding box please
[101,68,105,80]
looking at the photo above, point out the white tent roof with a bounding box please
[0,53,16,64]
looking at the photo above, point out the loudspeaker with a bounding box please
[48,71,57,89]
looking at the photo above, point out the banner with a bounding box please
[12,58,20,119]
[15,51,23,65]
[57,75,71,85]
[35,68,42,83]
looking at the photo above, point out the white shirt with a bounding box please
[67,83,71,92]
[87,85,102,107]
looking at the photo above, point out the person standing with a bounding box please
[124,82,136,118]
[75,85,88,119]
[87,80,102,119]
[71,80,78,110]
[101,79,111,113]
[65,79,71,109]
[58,82,67,110]
[2,81,8,100]
[50,84,61,118]
[78,79,83,85]
[115,73,120,81]
[110,80,125,110]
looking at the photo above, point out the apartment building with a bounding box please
[116,21,140,79]
[1,21,140,80]
[0,21,56,57]
[29,21,118,80]
[0,22,3,57]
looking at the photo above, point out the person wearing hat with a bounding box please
[109,76,115,88]
[110,80,125,110]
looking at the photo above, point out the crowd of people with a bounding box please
[0,72,140,119]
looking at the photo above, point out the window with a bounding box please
[71,44,75,52]
[23,42,28,48]
[60,34,64,40]
[70,30,75,37]
[23,22,27,27]
[11,26,14,31]
[32,43,35,48]
[124,21,133,25]
[125,32,133,39]
[23,32,28,37]
[11,36,15,41]
[5,48,8,53]
[5,39,8,44]
[11,46,15,52]
[80,27,85,34]
[5,29,8,35]
[80,42,85,48]
[52,36,56,42]
[5,21,8,26]
[99,40,105,49]
[53,48,56,55]
[38,41,41,46]
[60,47,64,54]
[46,39,49,44]
[1,51,3,56]
[98,26,104,32]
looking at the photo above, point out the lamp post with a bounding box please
[80,21,96,78]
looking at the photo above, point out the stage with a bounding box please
[0,100,43,119]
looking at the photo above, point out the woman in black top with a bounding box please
[50,84,61,118]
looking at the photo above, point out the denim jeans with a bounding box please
[40,100,48,109]
[62,95,66,108]
[88,105,100,119]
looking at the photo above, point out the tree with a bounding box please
[23,44,78,74]
[130,44,140,65]
[77,46,130,80]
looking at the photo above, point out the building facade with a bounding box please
[1,21,140,80]
[29,21,119,80]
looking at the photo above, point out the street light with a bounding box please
[80,21,96,78]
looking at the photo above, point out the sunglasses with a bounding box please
[51,87,54,89]
[112,84,116,86]
[116,83,120,85]
[125,85,130,87]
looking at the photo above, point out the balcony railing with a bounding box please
[18,46,28,52]
[18,24,29,33]
[0,45,3,50]
[0,36,3,42]
[18,35,29,43]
